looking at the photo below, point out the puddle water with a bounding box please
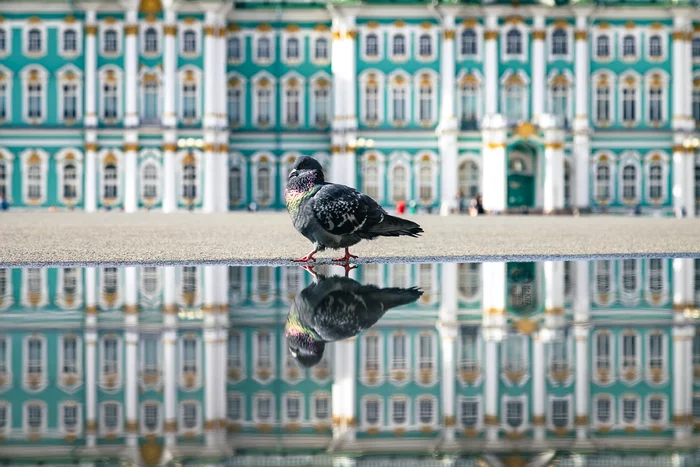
[0,259,699,466]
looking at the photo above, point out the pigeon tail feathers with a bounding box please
[373,286,424,310]
[365,214,424,238]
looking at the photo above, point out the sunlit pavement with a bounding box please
[1,212,700,266]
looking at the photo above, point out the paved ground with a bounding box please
[1,212,700,266]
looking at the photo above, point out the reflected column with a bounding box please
[482,262,506,442]
[163,266,178,446]
[85,267,98,447]
[332,337,357,441]
[438,263,458,439]
[204,265,219,445]
[672,258,693,440]
[532,332,546,441]
[124,267,139,446]
[573,260,590,440]
[217,266,229,441]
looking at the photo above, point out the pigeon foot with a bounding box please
[342,263,358,277]
[332,248,358,263]
[292,249,318,263]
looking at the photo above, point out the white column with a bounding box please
[218,137,229,213]
[85,267,98,447]
[163,266,178,446]
[123,134,139,213]
[203,266,219,445]
[439,16,459,216]
[481,262,506,442]
[438,263,458,439]
[672,140,687,217]
[332,339,357,440]
[124,10,139,128]
[484,15,499,116]
[573,260,590,440]
[532,334,546,441]
[672,16,688,132]
[484,340,499,442]
[162,10,178,128]
[574,16,590,210]
[217,20,230,213]
[684,148,696,218]
[203,138,217,213]
[124,267,139,445]
[163,131,177,213]
[330,15,346,134]
[544,261,565,316]
[84,10,98,128]
[344,16,358,132]
[673,326,690,440]
[531,15,546,123]
[481,115,507,212]
[217,266,229,437]
[542,116,565,213]
[203,12,218,129]
[84,137,98,212]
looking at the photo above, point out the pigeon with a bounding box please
[284,155,424,263]
[285,266,423,368]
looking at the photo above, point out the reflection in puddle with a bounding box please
[0,260,699,465]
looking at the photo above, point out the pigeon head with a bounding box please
[288,155,325,184]
[287,333,325,368]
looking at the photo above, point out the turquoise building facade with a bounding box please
[0,0,699,215]
[0,259,699,465]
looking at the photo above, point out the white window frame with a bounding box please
[546,71,573,126]
[645,258,668,305]
[458,326,483,385]
[0,67,14,124]
[387,71,410,126]
[55,148,84,207]
[252,328,275,383]
[593,329,615,384]
[139,155,162,206]
[362,396,383,430]
[57,66,83,124]
[227,330,244,383]
[179,23,201,57]
[251,152,276,207]
[281,73,305,128]
[360,70,384,126]
[310,72,331,128]
[416,395,437,428]
[20,149,49,206]
[99,334,122,391]
[252,391,275,425]
[178,66,202,123]
[547,23,573,62]
[98,149,123,207]
[227,391,244,424]
[253,31,275,65]
[98,66,123,123]
[619,258,641,305]
[227,73,246,128]
[459,396,482,431]
[361,26,383,62]
[140,400,162,435]
[619,28,640,62]
[361,151,385,204]
[646,330,667,384]
[20,65,48,124]
[645,28,667,62]
[619,72,641,127]
[23,334,47,392]
[58,333,83,385]
[100,401,123,437]
[140,22,162,57]
[389,395,410,430]
[620,330,641,383]
[311,391,331,424]
[228,152,247,208]
[414,70,438,127]
[414,152,439,206]
[457,23,482,61]
[0,25,12,59]
[282,30,303,65]
[502,395,528,432]
[456,155,482,208]
[23,400,47,437]
[501,24,528,62]
[59,401,82,436]
[592,151,616,206]
[251,72,276,128]
[646,394,667,427]
[593,393,615,428]
[282,391,304,425]
[59,23,82,58]
[547,395,573,432]
[644,71,668,127]
[176,149,203,207]
[0,334,12,389]
[618,152,642,205]
[415,26,437,62]
[502,332,530,386]
[456,71,483,129]
[310,30,331,65]
[389,28,409,62]
[179,333,202,390]
[592,71,616,127]
[593,27,613,62]
[227,33,244,65]
[100,21,123,56]
[388,152,411,205]
[500,70,530,125]
[139,332,162,388]
[644,151,669,205]
[23,22,47,57]
[0,401,11,436]
[361,331,384,386]
[388,331,410,384]
[139,69,162,125]
[620,394,641,429]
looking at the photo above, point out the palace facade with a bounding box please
[0,0,699,214]
[0,260,699,465]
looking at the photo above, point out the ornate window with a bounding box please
[141,401,160,434]
[622,34,636,59]
[458,158,480,199]
[551,28,568,56]
[227,331,243,380]
[621,331,639,381]
[101,152,120,205]
[0,28,7,55]
[621,163,638,203]
[595,259,612,300]
[458,74,481,130]
[284,36,301,63]
[312,393,330,423]
[648,331,665,375]
[593,154,613,204]
[459,327,481,386]
[646,258,665,302]
[390,396,408,428]
[140,73,161,125]
[417,396,435,426]
[458,264,481,302]
[254,330,273,379]
[62,29,78,54]
[361,72,382,125]
[140,161,160,204]
[180,70,199,121]
[228,165,242,207]
[361,152,383,201]
[253,75,274,127]
[227,75,244,127]
[27,28,43,54]
[181,29,197,55]
[365,32,379,59]
[417,332,435,374]
[363,397,382,428]
[417,73,435,125]
[255,36,272,62]
[253,393,273,424]
[56,150,82,206]
[99,68,121,122]
[227,36,241,62]
[282,76,303,127]
[646,155,666,204]
[253,154,274,206]
[314,37,328,62]
[390,332,408,376]
[502,74,527,125]
[418,163,432,202]
[551,397,570,431]
[0,70,10,122]
[621,75,638,125]
[460,398,480,430]
[25,402,45,437]
[392,33,406,60]
[505,29,522,55]
[180,335,200,388]
[505,398,524,430]
[102,28,119,55]
[143,27,158,54]
[647,396,665,425]
[461,28,477,57]
[593,73,612,126]
[648,34,662,59]
[390,163,408,204]
[180,401,201,432]
[58,70,81,122]
[418,33,432,59]
[311,75,331,127]
[647,73,665,126]
[227,393,243,423]
[548,75,570,127]
[101,402,121,436]
[620,259,639,303]
[693,37,700,60]
[283,393,303,425]
[180,153,198,205]
[21,150,47,205]
[621,395,639,427]
[139,334,160,388]
[595,395,613,427]
[596,34,610,60]
[26,335,45,389]
[0,335,10,385]
[389,74,409,125]
[101,335,120,388]
[22,67,47,123]
[594,331,612,382]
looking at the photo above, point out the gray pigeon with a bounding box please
[284,155,423,262]
[285,268,423,368]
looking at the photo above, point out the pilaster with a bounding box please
[483,15,499,116]
[332,338,357,441]
[672,16,690,132]
[162,9,178,128]
[124,9,139,128]
[123,133,139,213]
[203,136,217,213]
[439,15,458,216]
[482,262,506,442]
[438,263,458,439]
[84,135,98,212]
[162,131,177,213]
[84,10,98,128]
[573,15,590,209]
[573,260,590,440]
[542,116,565,213]
[204,266,219,445]
[124,267,139,446]
[84,267,97,447]
[531,15,546,123]
[163,266,178,446]
[218,135,230,213]
[481,115,507,212]
[672,136,689,217]
[203,11,219,129]
[532,332,546,441]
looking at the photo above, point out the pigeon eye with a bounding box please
[289,169,299,179]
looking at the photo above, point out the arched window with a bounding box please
[550,79,569,124]
[418,78,433,124]
[182,30,197,53]
[103,81,118,120]
[103,29,118,53]
[313,82,330,126]
[564,160,572,207]
[648,35,662,58]
[551,29,567,56]
[63,163,78,201]
[227,36,240,61]
[286,37,299,60]
[182,80,197,120]
[595,77,611,124]
[365,79,379,123]
[256,86,271,125]
[622,34,636,58]
[141,163,159,200]
[458,263,480,301]
[227,82,242,126]
[63,29,77,53]
[362,160,380,200]
[693,37,700,59]
[142,76,160,125]
[365,33,378,57]
[458,160,480,199]
[314,37,328,61]
[596,35,610,58]
[257,37,270,60]
[506,29,522,55]
[391,165,407,203]
[104,163,118,201]
[0,29,6,53]
[504,76,525,124]
[622,164,637,201]
[28,28,42,52]
[28,80,43,119]
[256,166,271,204]
[595,163,611,202]
[229,166,242,206]
[27,162,42,201]
[144,27,158,53]
[285,85,300,126]
[391,86,406,123]
[182,159,197,203]
[418,164,432,201]
[419,34,431,57]
[621,78,637,124]
[459,77,480,129]
[461,29,477,56]
[648,162,663,202]
[649,83,663,124]
[392,34,406,57]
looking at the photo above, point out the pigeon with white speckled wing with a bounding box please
[284,155,424,263]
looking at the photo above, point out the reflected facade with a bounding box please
[0,261,699,466]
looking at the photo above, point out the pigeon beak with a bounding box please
[288,169,299,179]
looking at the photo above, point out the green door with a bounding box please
[507,148,536,208]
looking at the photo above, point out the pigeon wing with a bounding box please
[311,184,384,236]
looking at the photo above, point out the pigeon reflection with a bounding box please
[285,266,423,368]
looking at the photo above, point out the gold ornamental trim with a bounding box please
[205,419,218,430]
[85,305,98,315]
[123,304,139,314]
[484,414,498,425]
[444,415,456,427]
[532,415,546,425]
[85,142,99,151]
[672,31,687,41]
[672,145,686,153]
[162,143,178,152]
[532,30,546,40]
[575,415,588,425]
[545,306,564,315]
[545,142,564,150]
[126,420,139,433]
[347,30,357,40]
[85,420,98,433]
[204,25,216,36]
[575,30,588,40]
[217,28,226,38]
[444,30,456,40]
[85,25,98,35]
[203,143,217,152]
[123,143,140,152]
[484,30,498,41]
[163,25,177,36]
[125,24,139,35]
[673,414,688,424]
[486,142,506,149]
[162,304,178,315]
[486,307,505,315]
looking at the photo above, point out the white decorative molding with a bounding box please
[99,20,123,57]
[55,147,84,206]
[20,65,48,124]
[22,20,47,58]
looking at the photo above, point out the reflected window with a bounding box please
[365,399,380,425]
[228,332,242,372]
[391,398,407,425]
[551,398,568,428]
[622,397,637,424]
[419,398,433,424]
[649,397,664,422]
[256,395,271,421]
[418,334,433,371]
[103,402,119,431]
[140,334,159,382]
[460,399,479,428]
[143,402,159,432]
[26,403,43,433]
[62,335,78,376]
[102,336,118,376]
[596,397,611,423]
[460,327,479,373]
[390,333,407,371]
[314,395,329,421]
[458,263,480,301]
[227,393,242,421]
[364,334,379,372]
[27,336,43,376]
[182,336,198,374]
[62,403,78,433]
[595,332,611,372]
[648,258,663,294]
[649,332,664,369]
[256,332,272,370]
[622,332,638,372]
[182,401,199,429]
[505,400,523,428]
[285,394,301,422]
